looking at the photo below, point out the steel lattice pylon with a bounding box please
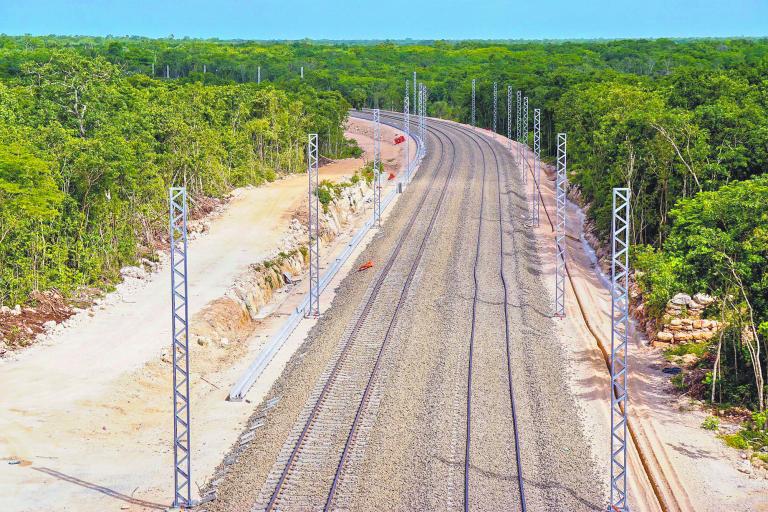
[413,72,417,122]
[419,84,427,151]
[404,91,411,183]
[532,108,541,227]
[405,80,410,113]
[307,134,320,317]
[471,79,476,129]
[373,109,381,226]
[493,81,498,133]
[522,96,529,185]
[555,133,567,318]
[610,187,631,512]
[169,187,191,508]
[516,90,522,166]
[507,85,513,150]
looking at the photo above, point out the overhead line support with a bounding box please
[493,81,498,133]
[307,134,320,317]
[507,85,513,151]
[554,133,567,318]
[373,108,381,226]
[522,96,528,185]
[532,108,541,227]
[516,90,522,167]
[404,89,411,183]
[169,186,192,508]
[471,79,476,129]
[610,187,631,512]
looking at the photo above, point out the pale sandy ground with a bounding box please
[470,125,767,511]
[0,117,415,512]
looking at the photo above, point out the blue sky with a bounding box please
[1,0,766,40]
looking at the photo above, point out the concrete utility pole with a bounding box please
[471,79,476,129]
[404,92,411,184]
[493,82,498,133]
[507,86,513,150]
[257,66,261,84]
[307,134,320,317]
[555,134,567,318]
[373,109,381,226]
[610,187,631,512]
[516,90,522,165]
[532,108,541,227]
[166,64,170,79]
[169,187,192,508]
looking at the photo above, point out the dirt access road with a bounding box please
[205,115,604,511]
[0,116,414,511]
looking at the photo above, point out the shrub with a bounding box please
[633,245,683,318]
[701,416,719,430]
[721,433,750,450]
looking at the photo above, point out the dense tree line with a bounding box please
[0,47,354,309]
[1,35,767,412]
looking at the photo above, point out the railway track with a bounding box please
[345,114,529,511]
[461,122,682,511]
[255,119,459,511]
[457,124,527,512]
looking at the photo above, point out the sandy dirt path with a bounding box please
[0,117,415,512]
[472,125,768,511]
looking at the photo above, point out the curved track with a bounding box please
[207,113,604,512]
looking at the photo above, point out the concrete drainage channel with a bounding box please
[228,110,425,402]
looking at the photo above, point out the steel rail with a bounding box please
[456,123,527,512]
[264,120,455,511]
[324,118,461,510]
[463,123,486,512]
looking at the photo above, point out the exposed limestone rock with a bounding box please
[189,176,371,351]
[653,291,724,346]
